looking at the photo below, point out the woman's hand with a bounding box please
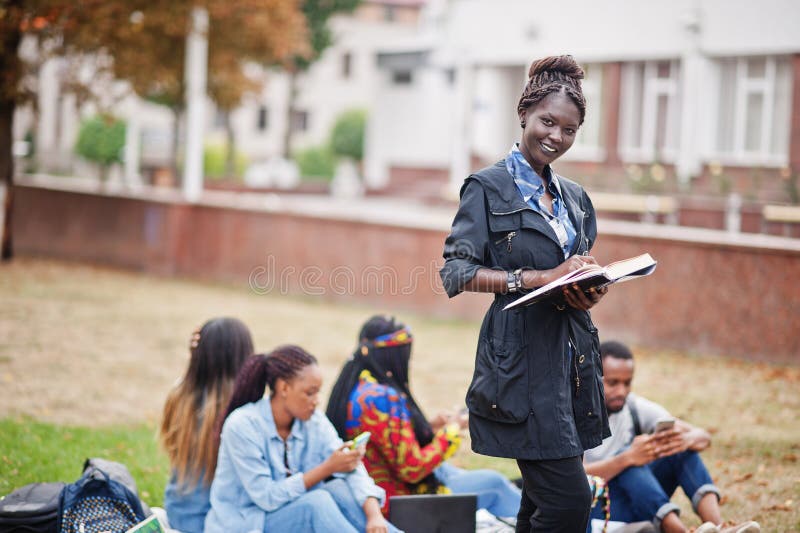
[364,497,389,533]
[547,255,598,283]
[366,514,389,533]
[325,444,362,474]
[563,284,608,311]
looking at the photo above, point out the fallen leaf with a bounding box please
[733,472,753,483]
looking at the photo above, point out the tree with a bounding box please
[330,109,367,162]
[74,114,126,181]
[0,0,309,260]
[0,0,84,261]
[282,0,362,158]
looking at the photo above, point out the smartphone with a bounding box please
[653,418,675,433]
[349,431,371,450]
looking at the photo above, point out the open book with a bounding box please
[504,253,657,310]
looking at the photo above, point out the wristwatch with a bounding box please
[506,271,517,293]
[507,269,524,293]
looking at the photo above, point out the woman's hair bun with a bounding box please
[528,55,584,81]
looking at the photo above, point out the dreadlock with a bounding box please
[517,55,586,127]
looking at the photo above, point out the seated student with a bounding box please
[584,341,760,533]
[160,317,254,533]
[326,315,521,521]
[204,345,399,533]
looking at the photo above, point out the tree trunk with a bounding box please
[0,10,22,262]
[282,69,299,159]
[223,111,236,179]
[0,98,15,261]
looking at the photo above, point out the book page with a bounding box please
[604,253,656,281]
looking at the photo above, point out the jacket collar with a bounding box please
[257,396,306,443]
[474,160,587,254]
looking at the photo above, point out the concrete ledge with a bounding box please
[763,204,800,223]
[591,192,677,214]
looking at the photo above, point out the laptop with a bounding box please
[388,494,477,533]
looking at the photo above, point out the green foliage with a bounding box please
[295,0,362,70]
[203,143,248,180]
[329,109,367,161]
[0,418,169,506]
[293,145,335,180]
[74,115,126,173]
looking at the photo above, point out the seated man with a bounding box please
[584,341,759,533]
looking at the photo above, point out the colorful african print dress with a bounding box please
[346,369,460,515]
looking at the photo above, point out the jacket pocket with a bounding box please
[467,339,529,423]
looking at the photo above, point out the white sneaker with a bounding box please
[721,522,761,533]
[695,523,720,533]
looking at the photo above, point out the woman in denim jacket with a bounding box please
[204,345,399,533]
[160,317,254,533]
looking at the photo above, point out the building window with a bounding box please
[713,55,792,165]
[291,110,309,132]
[342,52,352,79]
[567,63,605,161]
[619,60,681,163]
[392,70,413,85]
[257,106,268,131]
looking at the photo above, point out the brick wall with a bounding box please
[14,182,800,364]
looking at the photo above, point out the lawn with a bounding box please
[0,258,798,530]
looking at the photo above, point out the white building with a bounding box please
[14,0,800,203]
[365,0,800,202]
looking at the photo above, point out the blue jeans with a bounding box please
[434,462,521,518]
[263,478,402,533]
[590,451,720,529]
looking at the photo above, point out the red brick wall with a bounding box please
[15,184,800,364]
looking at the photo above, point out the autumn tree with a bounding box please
[0,0,308,260]
[282,0,362,158]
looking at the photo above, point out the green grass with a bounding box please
[0,418,170,506]
[1,258,798,530]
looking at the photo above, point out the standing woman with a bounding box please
[440,55,611,532]
[204,346,396,533]
[160,317,255,533]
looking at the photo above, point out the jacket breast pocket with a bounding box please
[467,339,529,424]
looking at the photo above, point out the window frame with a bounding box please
[618,60,681,164]
[707,55,792,167]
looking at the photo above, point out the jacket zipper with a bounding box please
[569,336,580,396]
[494,231,517,252]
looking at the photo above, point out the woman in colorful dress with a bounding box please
[326,315,521,522]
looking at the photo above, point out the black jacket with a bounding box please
[440,161,610,460]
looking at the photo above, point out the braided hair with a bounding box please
[218,345,317,437]
[517,55,586,127]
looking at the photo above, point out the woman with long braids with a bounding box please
[440,55,611,532]
[326,315,521,523]
[204,345,398,533]
[160,317,254,533]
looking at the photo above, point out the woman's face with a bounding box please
[279,364,323,421]
[518,91,581,175]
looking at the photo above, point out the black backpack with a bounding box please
[57,466,146,533]
[0,481,65,533]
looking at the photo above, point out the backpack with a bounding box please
[0,481,65,533]
[57,466,146,533]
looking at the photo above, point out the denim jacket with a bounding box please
[204,397,385,533]
[163,472,210,533]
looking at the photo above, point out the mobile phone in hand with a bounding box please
[350,431,371,450]
[653,418,675,433]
